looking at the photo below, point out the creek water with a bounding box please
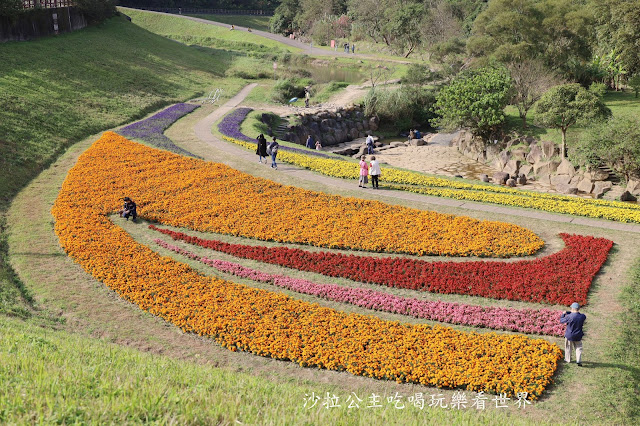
[306,64,364,84]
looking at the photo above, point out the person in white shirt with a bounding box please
[369,156,381,189]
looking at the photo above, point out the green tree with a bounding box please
[382,2,425,57]
[592,0,640,78]
[629,74,640,98]
[270,0,300,34]
[431,66,512,140]
[572,114,640,181]
[0,0,22,17]
[534,83,611,158]
[507,59,560,128]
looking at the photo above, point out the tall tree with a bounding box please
[592,0,640,78]
[432,66,512,140]
[507,59,561,128]
[534,83,611,158]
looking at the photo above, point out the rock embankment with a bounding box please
[280,106,379,146]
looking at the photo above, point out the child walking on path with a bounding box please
[358,155,369,188]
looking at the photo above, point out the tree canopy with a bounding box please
[534,83,611,158]
[431,66,512,140]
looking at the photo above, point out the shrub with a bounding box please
[271,78,306,104]
[364,86,436,130]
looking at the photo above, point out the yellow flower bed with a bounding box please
[221,135,640,223]
[51,132,562,398]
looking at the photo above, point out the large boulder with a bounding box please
[368,116,379,131]
[577,178,594,193]
[516,175,527,185]
[534,160,561,176]
[540,140,557,159]
[621,191,638,202]
[409,138,427,146]
[551,174,572,187]
[519,164,533,177]
[506,178,517,187]
[557,159,577,178]
[493,172,509,185]
[555,183,579,195]
[584,169,609,181]
[511,147,529,162]
[480,174,490,183]
[626,179,640,195]
[526,145,544,164]
[503,159,521,176]
[593,181,613,198]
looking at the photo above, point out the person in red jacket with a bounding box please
[560,302,586,366]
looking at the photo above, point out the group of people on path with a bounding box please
[256,133,279,169]
[358,155,381,189]
[343,42,355,53]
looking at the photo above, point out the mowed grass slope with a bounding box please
[121,8,299,53]
[189,13,272,32]
[0,15,248,315]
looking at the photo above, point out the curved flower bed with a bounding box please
[150,226,612,306]
[117,103,200,158]
[217,108,640,223]
[96,133,543,258]
[52,132,561,399]
[154,238,566,336]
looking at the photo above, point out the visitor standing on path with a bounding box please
[369,156,381,189]
[256,133,268,163]
[268,136,279,169]
[560,302,586,366]
[358,155,369,188]
[306,134,314,149]
[366,133,375,155]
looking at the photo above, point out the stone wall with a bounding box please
[282,106,379,146]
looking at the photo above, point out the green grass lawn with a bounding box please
[121,7,299,54]
[188,13,272,32]
[504,90,640,147]
[0,14,247,315]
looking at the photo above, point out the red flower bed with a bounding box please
[150,225,612,305]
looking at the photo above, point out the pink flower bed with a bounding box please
[154,239,566,336]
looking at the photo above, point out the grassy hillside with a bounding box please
[189,13,272,32]
[122,8,299,54]
[0,15,246,315]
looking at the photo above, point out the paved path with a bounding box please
[194,87,640,234]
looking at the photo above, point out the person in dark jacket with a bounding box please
[560,302,586,366]
[305,135,314,149]
[256,134,268,163]
[268,136,279,169]
[121,197,137,222]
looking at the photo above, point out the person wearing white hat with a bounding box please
[560,302,586,366]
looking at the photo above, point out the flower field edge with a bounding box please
[50,132,563,399]
[152,238,567,337]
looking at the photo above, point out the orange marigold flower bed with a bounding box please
[51,132,561,398]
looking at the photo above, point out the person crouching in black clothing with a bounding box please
[121,197,137,222]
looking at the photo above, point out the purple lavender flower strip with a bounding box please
[217,107,337,159]
[118,103,201,158]
[154,239,566,337]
